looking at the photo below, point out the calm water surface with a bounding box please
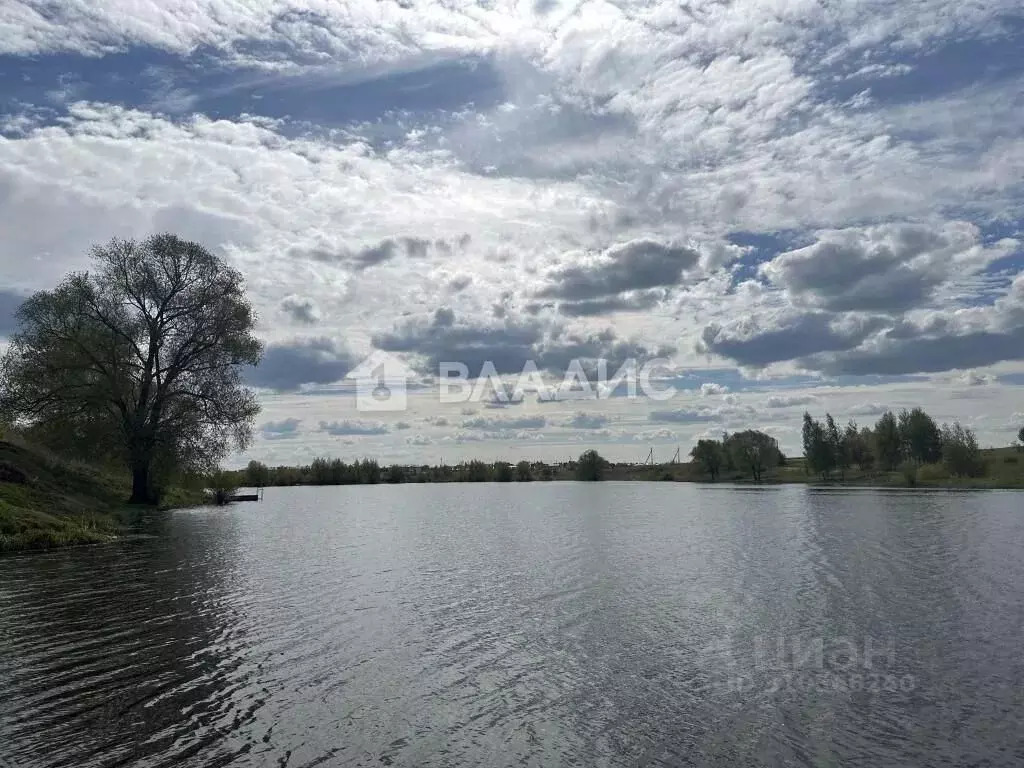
[1,483,1023,767]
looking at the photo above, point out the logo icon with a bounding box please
[346,351,417,412]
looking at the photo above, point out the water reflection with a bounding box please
[1,485,1023,767]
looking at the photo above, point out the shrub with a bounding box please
[900,462,918,487]
[916,463,947,484]
[493,461,514,482]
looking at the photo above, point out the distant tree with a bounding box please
[244,459,270,487]
[898,407,942,465]
[720,431,736,472]
[874,411,903,470]
[493,461,514,482]
[465,459,491,482]
[358,459,381,484]
[690,438,724,481]
[941,423,985,478]
[575,449,606,481]
[0,234,262,503]
[385,464,406,483]
[1018,426,1024,451]
[726,430,780,482]
[515,460,534,481]
[826,414,849,479]
[852,425,875,470]
[802,413,833,480]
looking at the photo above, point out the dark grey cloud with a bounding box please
[260,417,302,440]
[374,311,542,374]
[373,308,673,376]
[556,290,666,317]
[433,307,455,327]
[447,275,473,293]
[353,238,399,269]
[698,312,885,367]
[760,223,990,313]
[297,236,439,270]
[246,337,355,390]
[800,325,1024,376]
[317,419,390,436]
[0,289,28,336]
[537,239,699,303]
[280,294,321,324]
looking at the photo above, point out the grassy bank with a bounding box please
[0,439,206,553]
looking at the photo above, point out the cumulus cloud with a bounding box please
[461,415,547,430]
[954,370,996,387]
[765,394,819,408]
[760,222,1014,314]
[374,310,669,376]
[848,403,889,416]
[698,311,885,368]
[536,239,698,315]
[649,405,748,424]
[563,412,609,429]
[3,0,1024,462]
[317,419,390,436]
[280,294,321,325]
[699,383,730,396]
[246,337,356,391]
[259,417,302,440]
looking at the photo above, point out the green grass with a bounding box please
[0,438,206,553]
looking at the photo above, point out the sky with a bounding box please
[1,0,1023,466]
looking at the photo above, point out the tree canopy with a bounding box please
[576,449,607,481]
[0,235,262,503]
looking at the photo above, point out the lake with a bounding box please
[1,483,1023,767]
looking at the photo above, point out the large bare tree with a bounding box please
[0,235,262,503]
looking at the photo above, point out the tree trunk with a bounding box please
[129,457,155,505]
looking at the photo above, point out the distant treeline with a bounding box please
[228,408,1024,491]
[691,408,1008,484]
[232,449,609,487]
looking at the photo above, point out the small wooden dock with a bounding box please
[228,487,264,502]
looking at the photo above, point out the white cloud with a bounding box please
[3,0,1024,464]
[765,394,818,409]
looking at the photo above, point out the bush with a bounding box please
[900,462,918,487]
[1004,455,1018,464]
[493,461,513,482]
[916,463,948,484]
